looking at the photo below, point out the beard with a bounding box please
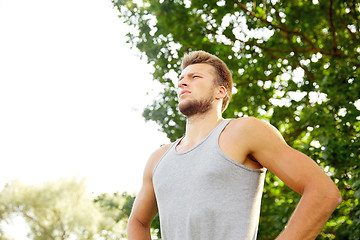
[178,95,214,117]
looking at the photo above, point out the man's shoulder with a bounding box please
[227,116,285,148]
[224,117,280,144]
[220,117,264,146]
[150,143,172,161]
[228,116,269,132]
[142,143,173,181]
[145,143,173,174]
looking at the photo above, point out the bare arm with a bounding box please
[127,145,170,240]
[238,117,341,239]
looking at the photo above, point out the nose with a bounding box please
[178,78,188,88]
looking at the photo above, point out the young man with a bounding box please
[127,51,341,240]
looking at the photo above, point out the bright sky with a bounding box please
[0,0,170,197]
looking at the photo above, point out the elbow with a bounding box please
[324,183,342,210]
[127,215,151,233]
[305,181,342,210]
[127,216,140,235]
[332,187,342,207]
[329,180,342,205]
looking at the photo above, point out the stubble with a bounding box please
[178,94,214,117]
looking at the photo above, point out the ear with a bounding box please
[215,86,227,100]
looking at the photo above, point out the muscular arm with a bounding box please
[127,145,170,240]
[235,117,341,239]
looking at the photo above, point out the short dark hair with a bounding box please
[181,50,232,112]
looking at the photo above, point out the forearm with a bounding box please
[276,188,341,240]
[127,217,152,240]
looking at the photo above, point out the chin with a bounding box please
[178,101,191,115]
[178,99,212,117]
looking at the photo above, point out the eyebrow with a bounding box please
[178,72,204,81]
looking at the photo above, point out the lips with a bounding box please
[179,90,191,97]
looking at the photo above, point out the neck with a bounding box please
[183,107,223,144]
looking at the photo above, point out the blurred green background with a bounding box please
[1,0,359,239]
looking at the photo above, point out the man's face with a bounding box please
[177,63,218,117]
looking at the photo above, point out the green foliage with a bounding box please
[114,0,360,239]
[0,177,124,240]
[94,192,161,238]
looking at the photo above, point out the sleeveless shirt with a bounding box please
[152,119,266,240]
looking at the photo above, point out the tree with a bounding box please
[94,192,161,239]
[0,177,124,240]
[113,0,360,239]
[0,229,11,240]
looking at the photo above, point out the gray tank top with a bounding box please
[153,119,266,240]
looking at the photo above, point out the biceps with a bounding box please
[256,146,328,195]
[130,182,158,227]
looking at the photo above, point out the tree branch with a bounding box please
[351,0,360,32]
[328,0,338,54]
[235,1,316,48]
[299,63,316,83]
[345,24,358,40]
[22,212,53,238]
[244,40,317,54]
[53,209,68,240]
[209,9,342,58]
[351,61,360,68]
